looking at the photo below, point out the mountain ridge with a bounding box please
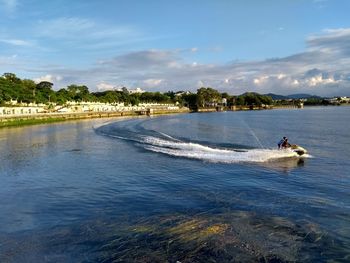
[264,93,322,100]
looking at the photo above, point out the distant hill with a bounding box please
[264,93,322,100]
[264,93,288,100]
[287,93,322,99]
[239,92,259,96]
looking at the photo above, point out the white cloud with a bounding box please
[323,28,350,36]
[306,75,338,86]
[167,61,182,68]
[0,38,33,47]
[103,50,169,66]
[307,28,350,55]
[96,82,115,91]
[143,79,163,86]
[253,76,269,85]
[14,27,350,97]
[277,74,286,79]
[292,79,299,86]
[33,74,62,84]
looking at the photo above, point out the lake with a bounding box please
[0,106,349,262]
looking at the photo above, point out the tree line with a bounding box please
[0,73,177,105]
[0,73,274,108]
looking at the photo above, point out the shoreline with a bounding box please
[0,108,190,128]
[1,104,347,128]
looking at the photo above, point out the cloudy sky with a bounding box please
[1,0,350,96]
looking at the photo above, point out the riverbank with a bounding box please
[3,104,343,128]
[0,105,277,128]
[0,108,190,128]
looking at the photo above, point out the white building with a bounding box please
[0,106,46,116]
[325,97,350,104]
[0,100,180,117]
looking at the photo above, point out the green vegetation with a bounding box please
[0,117,66,128]
[303,98,331,106]
[235,92,273,107]
[3,72,348,111]
[0,73,275,109]
[196,87,222,107]
[274,97,333,106]
[0,73,178,105]
[0,73,36,104]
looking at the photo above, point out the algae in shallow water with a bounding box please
[0,117,66,127]
[0,211,344,263]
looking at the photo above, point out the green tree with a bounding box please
[21,79,36,102]
[180,93,197,109]
[2,73,21,83]
[35,81,55,103]
[0,73,29,102]
[67,85,91,101]
[235,96,245,106]
[56,88,71,104]
[234,92,273,107]
[197,87,221,107]
[130,94,140,106]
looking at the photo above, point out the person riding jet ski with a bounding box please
[278,137,307,156]
[278,137,287,149]
[281,138,291,149]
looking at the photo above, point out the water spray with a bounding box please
[238,115,265,149]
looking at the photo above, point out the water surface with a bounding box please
[0,107,349,262]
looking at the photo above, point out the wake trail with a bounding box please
[142,136,300,164]
[96,122,308,164]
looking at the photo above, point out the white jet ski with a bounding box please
[290,144,307,156]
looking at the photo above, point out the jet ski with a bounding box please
[290,144,307,156]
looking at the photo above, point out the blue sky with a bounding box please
[1,0,350,96]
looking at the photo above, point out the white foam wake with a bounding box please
[142,136,300,164]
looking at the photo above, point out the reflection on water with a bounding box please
[262,157,306,173]
[0,120,107,177]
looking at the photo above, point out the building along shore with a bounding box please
[0,100,190,128]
